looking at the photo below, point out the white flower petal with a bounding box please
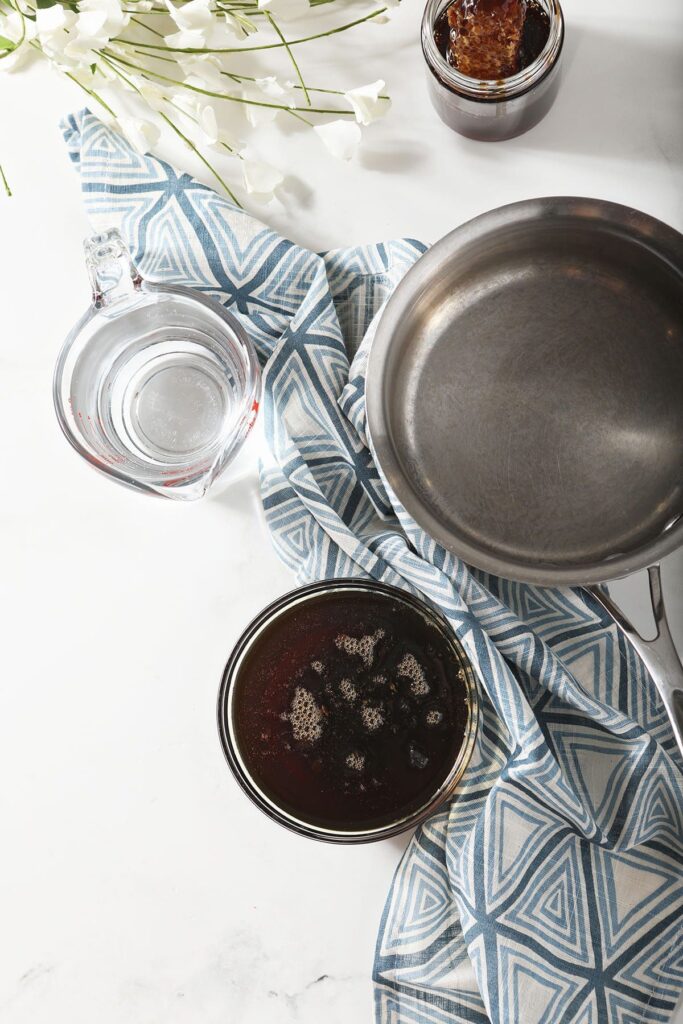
[36,4,75,33]
[0,11,36,70]
[224,11,255,37]
[118,115,160,154]
[179,54,224,91]
[164,27,206,48]
[242,88,278,126]
[257,0,309,20]
[75,9,108,36]
[314,119,361,161]
[78,0,128,37]
[344,79,389,125]
[36,5,77,62]
[139,81,166,111]
[170,91,200,118]
[255,75,284,97]
[241,158,283,195]
[254,75,295,107]
[165,0,212,31]
[197,102,219,145]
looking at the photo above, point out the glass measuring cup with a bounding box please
[53,228,261,500]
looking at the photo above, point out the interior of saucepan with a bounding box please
[375,204,683,581]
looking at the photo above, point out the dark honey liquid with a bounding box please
[232,590,471,832]
[434,0,550,77]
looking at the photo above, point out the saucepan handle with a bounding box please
[588,565,683,763]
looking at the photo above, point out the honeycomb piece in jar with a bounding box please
[447,0,527,80]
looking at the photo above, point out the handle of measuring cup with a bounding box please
[84,228,142,309]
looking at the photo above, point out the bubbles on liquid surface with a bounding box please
[311,661,324,674]
[361,703,384,732]
[426,709,443,726]
[398,653,429,696]
[335,629,385,667]
[287,686,324,744]
[346,751,365,772]
[339,678,357,702]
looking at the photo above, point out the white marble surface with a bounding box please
[1,1,682,1021]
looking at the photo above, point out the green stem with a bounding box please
[264,10,309,106]
[103,49,353,115]
[158,109,242,206]
[221,71,390,100]
[65,69,117,116]
[121,5,263,12]
[100,52,243,207]
[133,48,177,63]
[287,108,313,127]
[28,37,116,117]
[165,94,235,153]
[0,163,11,197]
[130,14,164,37]
[113,8,387,54]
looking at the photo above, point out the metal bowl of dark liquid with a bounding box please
[217,579,479,843]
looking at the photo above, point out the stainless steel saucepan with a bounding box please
[366,197,683,758]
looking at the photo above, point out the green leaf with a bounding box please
[35,0,57,9]
[0,34,15,49]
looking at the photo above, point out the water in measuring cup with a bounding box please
[65,289,259,496]
[107,335,232,462]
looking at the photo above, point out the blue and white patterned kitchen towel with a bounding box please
[62,109,683,1024]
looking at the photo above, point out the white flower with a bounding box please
[170,91,234,148]
[241,86,278,127]
[241,158,283,196]
[314,119,361,161]
[169,90,197,116]
[65,11,110,62]
[178,54,224,92]
[78,0,128,38]
[344,79,389,125]
[164,0,216,47]
[104,40,128,57]
[197,101,219,145]
[225,11,256,37]
[238,78,296,126]
[138,81,167,111]
[0,10,36,71]
[36,5,76,63]
[118,114,160,154]
[372,0,400,20]
[166,0,213,32]
[46,0,129,64]
[164,28,205,48]
[68,62,110,90]
[257,0,309,20]
[255,76,295,106]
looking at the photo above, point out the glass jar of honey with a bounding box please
[421,0,564,141]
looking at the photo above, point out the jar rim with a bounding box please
[421,0,564,101]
